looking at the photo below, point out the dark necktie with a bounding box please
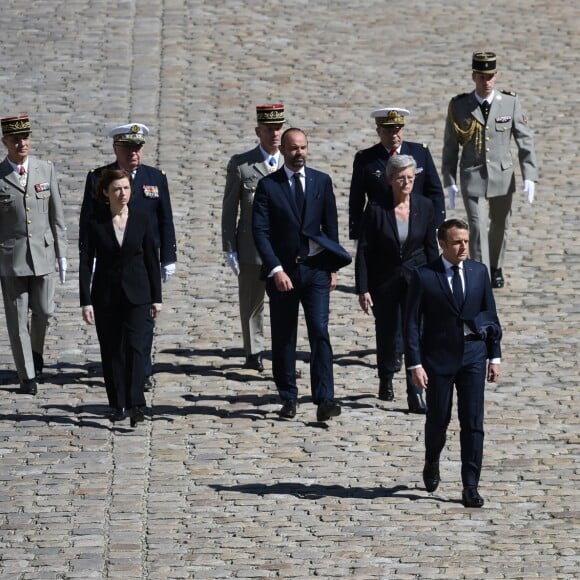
[293,173,305,216]
[451,265,464,308]
[480,99,490,121]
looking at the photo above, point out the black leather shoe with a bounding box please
[19,378,38,395]
[378,378,394,401]
[407,391,427,414]
[130,408,146,428]
[110,408,127,422]
[244,353,264,372]
[394,354,403,373]
[462,486,484,508]
[423,460,440,492]
[32,351,44,378]
[279,400,297,419]
[491,268,504,289]
[316,400,341,422]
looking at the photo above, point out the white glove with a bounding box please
[225,251,240,276]
[57,257,67,284]
[162,262,176,283]
[446,185,459,210]
[524,180,535,204]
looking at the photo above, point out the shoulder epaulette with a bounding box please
[452,92,470,101]
[501,90,517,97]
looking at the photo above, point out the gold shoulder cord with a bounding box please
[448,101,483,153]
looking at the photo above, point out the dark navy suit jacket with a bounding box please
[355,194,439,295]
[349,141,445,239]
[252,167,351,277]
[79,207,162,308]
[80,162,177,264]
[405,257,501,375]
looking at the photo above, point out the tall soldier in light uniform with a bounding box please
[0,115,68,394]
[80,123,177,388]
[222,104,285,372]
[442,52,538,288]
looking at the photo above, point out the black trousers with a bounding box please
[94,294,149,411]
[424,340,487,487]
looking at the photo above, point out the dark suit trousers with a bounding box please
[266,264,334,404]
[424,340,487,487]
[94,294,149,411]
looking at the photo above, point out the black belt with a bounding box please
[464,334,482,342]
[295,255,308,264]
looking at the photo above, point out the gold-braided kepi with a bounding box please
[1,115,31,137]
[256,104,285,125]
[472,51,497,75]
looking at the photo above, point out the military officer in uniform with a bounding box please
[441,51,538,288]
[349,107,445,376]
[349,107,445,241]
[222,104,285,372]
[0,115,68,394]
[80,123,177,387]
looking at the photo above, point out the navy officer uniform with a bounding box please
[349,107,445,240]
[80,123,177,385]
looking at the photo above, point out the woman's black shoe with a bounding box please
[110,408,127,422]
[130,408,145,428]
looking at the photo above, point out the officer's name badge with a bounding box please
[34,182,50,192]
[143,185,159,198]
[495,115,512,123]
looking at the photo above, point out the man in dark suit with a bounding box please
[405,218,502,507]
[349,107,445,241]
[80,123,177,388]
[0,115,68,395]
[252,128,351,422]
[222,104,285,372]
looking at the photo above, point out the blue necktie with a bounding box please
[452,265,464,308]
[293,173,305,216]
[268,156,276,168]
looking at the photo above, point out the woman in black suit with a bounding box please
[79,169,162,426]
[355,155,439,413]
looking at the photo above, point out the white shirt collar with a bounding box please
[259,145,279,163]
[8,158,28,173]
[441,256,463,272]
[284,166,305,180]
[474,89,495,105]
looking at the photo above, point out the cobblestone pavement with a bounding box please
[0,0,578,578]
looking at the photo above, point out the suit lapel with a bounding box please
[469,93,485,125]
[1,158,24,191]
[436,257,459,311]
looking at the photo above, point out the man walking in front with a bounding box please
[252,128,351,422]
[405,218,502,507]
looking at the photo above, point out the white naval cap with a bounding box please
[370,107,410,127]
[108,123,150,145]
